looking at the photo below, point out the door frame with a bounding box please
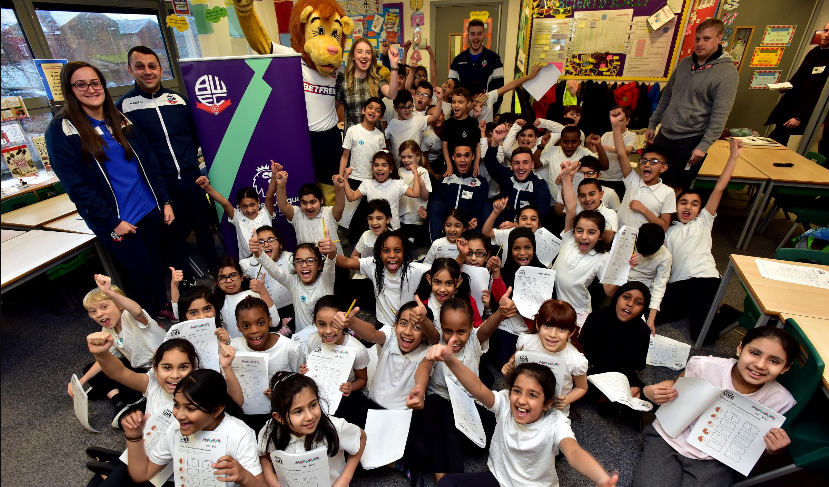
[430,0,510,69]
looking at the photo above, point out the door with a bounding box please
[433,3,503,85]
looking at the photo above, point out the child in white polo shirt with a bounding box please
[599,105,638,201]
[610,108,675,231]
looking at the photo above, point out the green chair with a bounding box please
[0,192,39,213]
[805,151,827,167]
[733,318,827,486]
[776,248,829,266]
[45,248,96,310]
[52,181,65,195]
[774,203,829,251]
[35,186,58,200]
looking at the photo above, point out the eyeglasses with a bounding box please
[396,105,413,112]
[469,251,488,258]
[639,158,664,166]
[414,74,427,79]
[257,238,278,245]
[293,257,318,267]
[414,92,431,98]
[216,272,241,283]
[579,170,597,177]
[71,79,102,91]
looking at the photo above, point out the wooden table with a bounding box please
[738,146,829,249]
[1,174,59,201]
[1,229,97,292]
[1,229,26,242]
[0,194,77,229]
[42,213,94,234]
[781,313,829,397]
[697,254,829,349]
[695,141,770,249]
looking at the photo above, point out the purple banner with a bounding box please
[180,54,315,256]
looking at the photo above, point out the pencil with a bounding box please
[345,299,357,318]
[497,244,503,257]
[322,218,326,237]
[255,266,262,279]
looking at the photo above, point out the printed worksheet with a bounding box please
[600,226,638,286]
[231,352,270,415]
[516,351,567,396]
[174,430,228,487]
[291,326,316,359]
[587,372,653,412]
[534,227,562,268]
[498,314,528,335]
[120,406,176,487]
[361,409,413,469]
[572,10,633,53]
[270,446,330,487]
[305,344,356,414]
[689,390,785,476]
[755,259,829,289]
[434,244,459,260]
[513,267,556,319]
[446,378,486,448]
[71,374,99,433]
[164,318,221,372]
[462,264,491,316]
[655,377,725,437]
[646,335,692,370]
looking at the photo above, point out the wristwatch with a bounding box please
[163,199,173,206]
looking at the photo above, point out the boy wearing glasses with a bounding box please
[611,108,675,231]
[240,226,295,323]
[553,157,621,212]
[384,90,442,165]
[598,105,637,201]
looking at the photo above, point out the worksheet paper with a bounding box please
[572,10,633,54]
[71,374,99,433]
[174,430,228,487]
[655,377,785,476]
[270,446,330,487]
[305,344,357,414]
[434,244,459,260]
[513,267,556,319]
[446,378,486,448]
[623,16,676,78]
[231,352,270,415]
[587,372,653,412]
[461,264,491,316]
[599,226,638,286]
[523,62,562,101]
[516,350,567,395]
[534,227,562,268]
[361,409,413,469]
[646,335,691,370]
[755,259,829,289]
[119,406,176,487]
[164,318,221,372]
[292,326,316,359]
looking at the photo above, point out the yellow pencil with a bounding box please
[345,299,357,318]
[497,244,503,257]
[632,234,638,257]
[322,218,326,237]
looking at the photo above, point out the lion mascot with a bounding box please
[233,0,353,195]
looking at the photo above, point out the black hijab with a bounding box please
[501,227,545,288]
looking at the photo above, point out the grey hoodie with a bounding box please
[648,48,739,153]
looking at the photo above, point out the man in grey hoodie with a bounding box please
[645,18,738,193]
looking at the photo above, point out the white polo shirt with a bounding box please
[354,229,378,258]
[343,124,387,182]
[398,165,431,225]
[256,253,336,332]
[487,389,575,487]
[600,130,637,181]
[628,245,672,311]
[514,335,588,417]
[144,368,173,416]
[552,229,608,315]
[358,258,430,326]
[229,205,273,259]
[427,328,488,400]
[617,170,676,230]
[368,324,429,409]
[357,178,410,230]
[385,113,428,163]
[307,333,370,382]
[103,309,165,369]
[230,334,304,375]
[539,145,595,202]
[288,205,343,256]
[665,208,719,282]
[240,251,294,310]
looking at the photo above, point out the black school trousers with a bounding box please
[656,277,721,343]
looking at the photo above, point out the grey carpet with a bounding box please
[0,188,816,486]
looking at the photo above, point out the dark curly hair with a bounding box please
[373,230,412,295]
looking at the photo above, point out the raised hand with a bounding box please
[528,63,543,78]
[468,218,478,230]
[248,227,262,257]
[339,382,353,397]
[388,46,400,67]
[381,40,390,55]
[479,119,487,137]
[481,289,491,309]
[406,386,425,410]
[456,237,469,256]
[343,167,353,179]
[515,119,526,127]
[170,267,184,287]
[498,221,517,230]
[195,175,210,189]
[498,286,516,319]
[411,296,428,325]
[491,124,509,144]
[94,274,112,292]
[215,328,230,345]
[87,331,114,355]
[426,336,457,363]
[486,255,501,272]
[492,196,508,213]
[609,108,625,127]
[219,343,236,369]
[121,410,149,438]
[332,174,346,189]
[539,133,552,148]
[501,355,516,376]
[332,307,358,332]
[318,228,335,258]
[586,134,601,151]
[729,138,744,157]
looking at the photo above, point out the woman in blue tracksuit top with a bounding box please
[46,61,174,314]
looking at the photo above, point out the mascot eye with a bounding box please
[332,30,340,40]
[316,26,325,36]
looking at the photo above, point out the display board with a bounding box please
[524,0,692,81]
[345,3,404,53]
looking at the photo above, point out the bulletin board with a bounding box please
[345,3,404,53]
[524,0,693,81]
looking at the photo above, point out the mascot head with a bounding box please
[291,0,354,76]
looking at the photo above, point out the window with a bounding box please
[1,8,48,98]
[171,14,202,60]
[35,9,174,87]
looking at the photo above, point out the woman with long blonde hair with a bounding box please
[336,37,400,131]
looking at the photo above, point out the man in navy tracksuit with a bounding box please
[428,139,489,240]
[116,46,217,279]
[449,19,504,111]
[483,141,551,227]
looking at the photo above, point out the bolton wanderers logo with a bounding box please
[167,94,178,104]
[252,164,272,200]
[194,74,232,115]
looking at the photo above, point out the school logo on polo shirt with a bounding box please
[194,74,232,115]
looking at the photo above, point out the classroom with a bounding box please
[1,0,828,486]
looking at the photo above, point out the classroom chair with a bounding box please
[35,186,58,201]
[733,318,826,486]
[0,192,39,213]
[805,151,827,167]
[52,181,65,195]
[46,248,96,311]
[774,203,829,251]
[775,248,829,266]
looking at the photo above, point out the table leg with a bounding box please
[736,180,767,249]
[755,312,770,329]
[696,261,733,350]
[742,181,775,250]
[95,241,123,289]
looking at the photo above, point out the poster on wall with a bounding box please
[760,25,796,46]
[528,18,572,69]
[749,47,785,67]
[346,3,403,53]
[749,70,781,89]
[179,54,316,256]
[33,59,68,102]
[679,0,718,60]
[728,27,754,72]
[2,145,37,178]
